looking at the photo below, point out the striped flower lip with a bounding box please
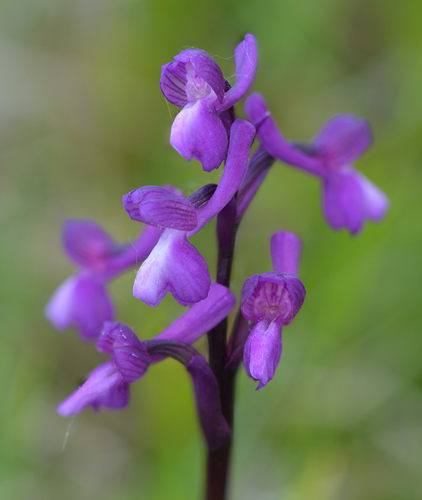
[241,271,305,325]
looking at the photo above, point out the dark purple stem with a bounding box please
[206,197,237,500]
[205,141,275,499]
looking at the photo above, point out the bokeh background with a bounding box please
[1,0,421,499]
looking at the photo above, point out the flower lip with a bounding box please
[174,50,225,104]
[241,272,305,325]
[243,319,282,390]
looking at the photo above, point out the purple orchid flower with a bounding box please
[160,34,258,171]
[45,220,162,340]
[244,93,389,234]
[123,119,256,307]
[57,282,236,451]
[242,231,305,389]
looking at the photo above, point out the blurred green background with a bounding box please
[1,0,421,499]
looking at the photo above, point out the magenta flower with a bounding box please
[245,93,389,234]
[57,282,236,448]
[160,34,258,171]
[45,220,162,340]
[242,232,305,389]
[123,119,255,307]
[57,322,151,416]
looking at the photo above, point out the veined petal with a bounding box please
[123,185,198,231]
[63,220,116,268]
[114,346,151,384]
[188,51,225,104]
[57,361,129,416]
[243,320,282,390]
[133,229,210,307]
[171,49,225,103]
[241,272,305,325]
[218,34,258,112]
[160,60,188,107]
[45,273,114,340]
[96,322,143,355]
[170,100,228,172]
[314,115,373,168]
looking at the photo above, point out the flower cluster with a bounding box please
[47,35,389,455]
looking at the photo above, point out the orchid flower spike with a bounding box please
[45,220,162,340]
[241,231,305,390]
[245,93,389,234]
[57,282,236,416]
[160,34,258,171]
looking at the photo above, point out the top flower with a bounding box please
[160,34,258,172]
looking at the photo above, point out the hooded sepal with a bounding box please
[241,271,305,326]
[123,185,198,230]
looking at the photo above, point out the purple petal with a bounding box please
[187,354,231,450]
[323,170,365,233]
[63,220,116,268]
[218,34,258,112]
[57,361,129,416]
[243,320,282,390]
[270,231,302,275]
[244,93,324,176]
[356,170,390,222]
[323,168,389,234]
[314,115,373,168]
[170,100,228,172]
[123,185,198,231]
[156,282,236,344]
[133,229,210,307]
[96,322,143,355]
[160,60,188,107]
[241,272,305,325]
[45,273,114,340]
[192,119,256,233]
[114,346,151,384]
